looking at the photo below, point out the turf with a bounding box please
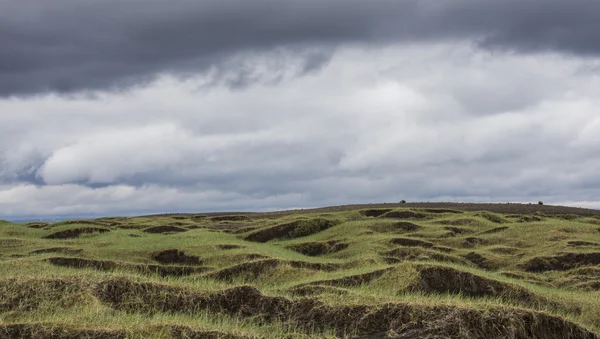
[2,203,600,338]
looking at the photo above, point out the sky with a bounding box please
[2,0,600,219]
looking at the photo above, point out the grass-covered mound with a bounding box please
[2,203,600,338]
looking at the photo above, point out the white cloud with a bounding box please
[1,43,600,217]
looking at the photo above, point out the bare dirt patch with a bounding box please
[288,241,349,256]
[43,227,110,239]
[360,209,393,217]
[143,225,187,234]
[210,215,251,222]
[244,218,340,242]
[90,277,596,339]
[45,257,208,277]
[152,249,202,266]
[30,247,84,255]
[379,211,430,220]
[464,252,498,270]
[524,252,600,272]
[216,244,245,250]
[24,222,49,229]
[474,212,508,224]
[409,265,556,309]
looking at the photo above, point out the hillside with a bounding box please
[1,203,600,338]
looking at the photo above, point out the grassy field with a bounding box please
[2,203,600,338]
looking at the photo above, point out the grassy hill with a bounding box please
[1,203,600,338]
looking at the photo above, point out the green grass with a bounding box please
[2,206,600,338]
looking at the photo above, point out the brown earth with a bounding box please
[93,277,595,339]
[244,218,340,243]
[524,252,600,272]
[43,227,110,239]
[288,241,349,256]
[142,225,187,234]
[152,249,202,265]
[30,247,84,255]
[45,257,208,277]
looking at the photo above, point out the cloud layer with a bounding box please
[2,43,600,217]
[2,0,600,96]
[2,1,600,218]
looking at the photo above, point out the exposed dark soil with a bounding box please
[360,209,393,217]
[410,265,555,309]
[142,226,187,234]
[288,241,349,256]
[244,218,340,243]
[24,222,49,229]
[210,215,251,222]
[30,247,84,255]
[42,276,592,339]
[379,211,430,220]
[0,278,88,313]
[216,244,245,250]
[43,227,110,239]
[514,215,544,223]
[464,252,498,270]
[45,257,208,277]
[474,212,509,224]
[524,253,600,272]
[152,249,202,265]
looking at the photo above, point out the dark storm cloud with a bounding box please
[1,0,600,96]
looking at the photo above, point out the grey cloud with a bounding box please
[2,0,600,96]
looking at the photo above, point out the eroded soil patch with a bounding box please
[143,226,187,234]
[524,252,600,272]
[43,227,110,239]
[152,249,202,265]
[244,218,340,242]
[288,241,349,256]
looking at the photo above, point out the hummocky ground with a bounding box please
[2,203,600,338]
